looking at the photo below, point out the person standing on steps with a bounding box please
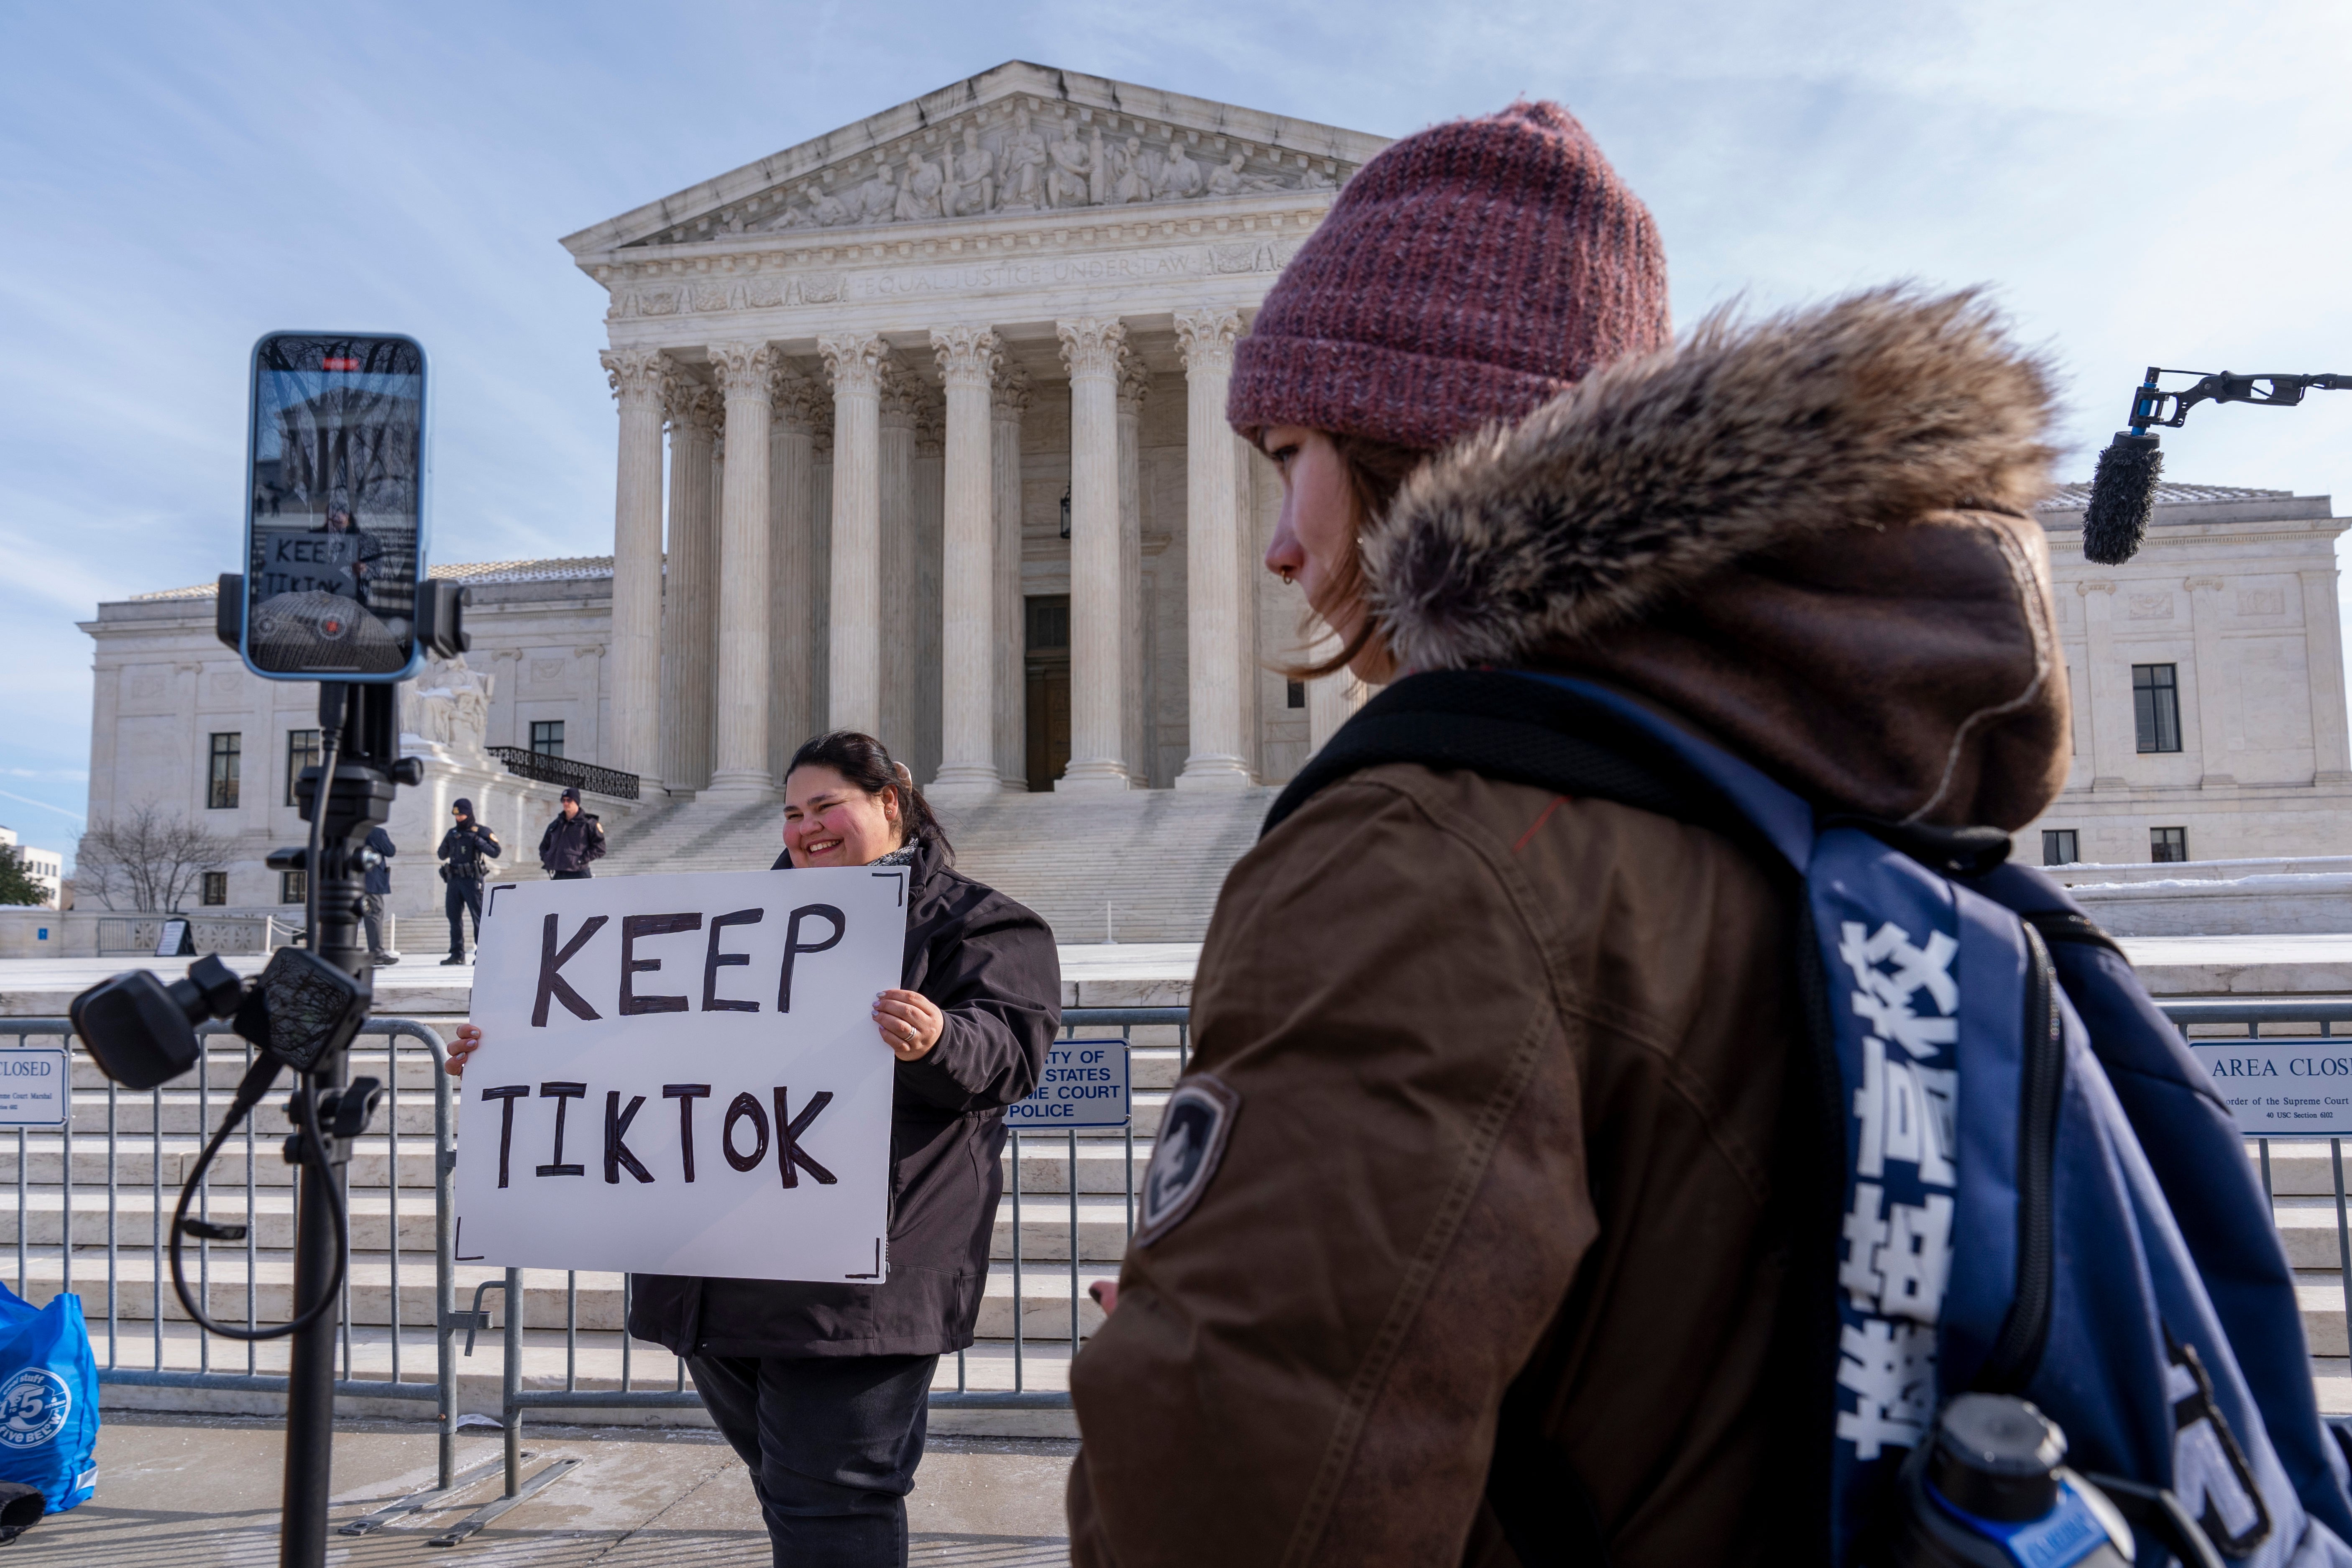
[361,824,399,965]
[435,799,499,966]
[537,786,605,880]
[442,732,1061,1567]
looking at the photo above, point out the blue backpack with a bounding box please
[1271,670,2352,1568]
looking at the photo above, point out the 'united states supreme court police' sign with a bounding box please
[2189,1039,2352,1136]
[451,868,905,1282]
[1007,1039,1129,1128]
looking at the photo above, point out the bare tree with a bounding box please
[77,805,238,913]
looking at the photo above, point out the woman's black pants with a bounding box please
[686,1351,938,1567]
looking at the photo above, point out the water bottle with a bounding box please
[1886,1394,2134,1568]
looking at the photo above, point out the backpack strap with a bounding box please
[1264,670,1787,875]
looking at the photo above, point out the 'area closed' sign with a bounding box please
[2189,1039,2352,1135]
[451,867,907,1282]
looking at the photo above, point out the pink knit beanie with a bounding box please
[1227,100,1670,452]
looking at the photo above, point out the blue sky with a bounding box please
[4,1,2350,867]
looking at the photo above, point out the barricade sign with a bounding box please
[0,1049,68,1128]
[1007,1038,1129,1128]
[451,868,907,1282]
[2189,1039,2352,1135]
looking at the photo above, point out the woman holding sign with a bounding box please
[450,730,1058,1566]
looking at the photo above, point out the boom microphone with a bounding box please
[2082,367,2352,565]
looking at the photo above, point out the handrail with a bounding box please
[486,747,640,802]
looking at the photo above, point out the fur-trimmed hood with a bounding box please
[1361,288,2072,829]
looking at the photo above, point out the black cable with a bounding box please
[165,690,359,1339]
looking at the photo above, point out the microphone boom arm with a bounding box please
[2129,367,2352,433]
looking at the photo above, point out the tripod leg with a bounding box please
[279,1063,347,1568]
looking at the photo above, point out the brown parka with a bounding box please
[1065,291,2074,1566]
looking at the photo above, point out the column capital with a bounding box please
[931,325,1003,390]
[1173,307,1245,373]
[707,341,777,401]
[770,365,829,435]
[818,332,890,394]
[2184,574,2226,592]
[601,346,669,404]
[661,376,722,437]
[914,394,946,460]
[1057,317,1128,381]
[572,644,606,660]
[991,358,1032,418]
[2076,579,2117,596]
[877,359,923,431]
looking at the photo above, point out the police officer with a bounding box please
[536,787,606,880]
[435,800,499,966]
[361,824,399,965]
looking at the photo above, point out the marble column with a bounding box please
[879,363,921,764]
[573,643,605,765]
[1174,310,1252,788]
[1117,356,1149,784]
[912,395,946,783]
[599,348,667,785]
[2077,580,2127,790]
[810,422,833,738]
[768,368,824,780]
[2301,568,2352,782]
[1308,666,1371,754]
[819,334,887,736]
[2186,574,2237,786]
[659,378,721,794]
[931,325,1003,796]
[991,363,1030,788]
[1056,318,1132,791]
[706,341,777,801]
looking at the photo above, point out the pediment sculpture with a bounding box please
[401,654,494,756]
[634,102,1352,247]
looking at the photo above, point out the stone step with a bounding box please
[63,1092,442,1139]
[67,1048,446,1093]
[2,1135,440,1189]
[18,1248,1116,1338]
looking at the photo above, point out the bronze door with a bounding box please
[1025,595,1071,791]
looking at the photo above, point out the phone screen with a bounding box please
[245,334,426,678]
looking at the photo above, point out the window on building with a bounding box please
[280,870,307,905]
[1286,680,1306,710]
[286,729,320,806]
[530,721,565,759]
[2151,826,2189,864]
[2042,829,2079,867]
[202,872,228,906]
[207,733,241,809]
[2133,664,2182,753]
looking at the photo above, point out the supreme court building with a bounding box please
[70,63,2352,943]
[576,61,1388,804]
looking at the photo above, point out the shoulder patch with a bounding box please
[1136,1074,1240,1247]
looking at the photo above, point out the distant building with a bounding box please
[2028,483,2351,867]
[0,828,64,908]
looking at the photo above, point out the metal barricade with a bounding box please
[479,1005,1183,1495]
[2162,999,2352,1355]
[3,1015,458,1489]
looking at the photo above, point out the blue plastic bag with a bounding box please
[0,1282,99,1513]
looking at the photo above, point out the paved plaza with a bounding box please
[16,1411,1075,1565]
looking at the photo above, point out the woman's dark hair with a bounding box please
[784,732,953,862]
[1281,432,1432,680]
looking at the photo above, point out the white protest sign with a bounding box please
[0,1049,68,1128]
[452,867,908,1282]
[2189,1039,2352,1136]
[1007,1039,1129,1128]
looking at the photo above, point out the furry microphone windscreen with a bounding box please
[2082,431,2164,564]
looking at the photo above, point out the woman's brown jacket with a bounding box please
[1066,291,2075,1565]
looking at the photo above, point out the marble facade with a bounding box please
[2024,483,2352,865]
